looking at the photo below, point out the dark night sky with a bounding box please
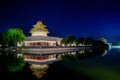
[0,0,120,42]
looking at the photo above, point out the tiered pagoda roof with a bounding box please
[30,21,49,36]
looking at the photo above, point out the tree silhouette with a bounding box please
[84,37,94,45]
[0,31,9,48]
[61,35,76,46]
[77,37,85,46]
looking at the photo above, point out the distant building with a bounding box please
[24,21,62,46]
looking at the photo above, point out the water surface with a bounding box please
[0,48,120,80]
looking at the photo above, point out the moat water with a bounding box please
[0,48,120,80]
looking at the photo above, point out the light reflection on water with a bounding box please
[26,48,120,80]
[24,48,109,79]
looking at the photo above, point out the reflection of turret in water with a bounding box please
[29,64,49,78]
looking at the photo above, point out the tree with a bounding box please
[6,28,25,46]
[92,40,109,50]
[0,31,9,47]
[99,37,107,44]
[61,35,76,46]
[84,37,94,45]
[77,37,85,46]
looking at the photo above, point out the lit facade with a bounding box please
[24,21,62,46]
